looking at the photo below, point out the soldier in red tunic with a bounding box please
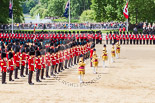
[126,32,129,44]
[41,50,46,79]
[35,50,42,82]
[133,33,136,44]
[8,52,14,81]
[119,32,123,45]
[20,48,26,77]
[142,33,145,45]
[25,46,30,75]
[109,31,112,44]
[90,43,95,67]
[28,49,35,85]
[113,32,116,44]
[139,32,142,44]
[45,48,50,78]
[146,33,149,45]
[1,52,7,84]
[119,27,122,34]
[116,33,119,44]
[55,47,59,74]
[14,47,20,79]
[95,32,99,44]
[123,33,126,44]
[99,33,102,44]
[50,48,56,76]
[153,35,155,45]
[76,43,80,64]
[136,33,139,45]
[76,31,79,42]
[58,46,64,72]
[106,32,108,44]
[149,34,152,44]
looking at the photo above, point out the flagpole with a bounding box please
[127,18,128,32]
[126,0,129,32]
[12,0,13,34]
[69,0,70,31]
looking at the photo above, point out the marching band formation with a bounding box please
[1,28,154,84]
[0,31,103,85]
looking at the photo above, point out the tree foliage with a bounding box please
[79,10,95,22]
[91,0,155,23]
[0,0,24,23]
[22,0,38,14]
[48,0,65,17]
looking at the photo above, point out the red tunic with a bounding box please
[123,27,126,32]
[46,54,51,66]
[119,28,122,32]
[136,34,139,40]
[76,34,79,39]
[149,35,152,40]
[139,35,142,40]
[123,34,125,40]
[8,59,14,70]
[75,47,78,56]
[142,35,145,40]
[106,35,108,40]
[21,53,26,66]
[35,57,41,69]
[153,35,155,40]
[28,57,34,71]
[129,34,132,40]
[14,54,20,67]
[56,53,59,64]
[126,35,129,40]
[90,49,93,58]
[81,48,84,55]
[59,52,63,63]
[146,35,149,40]
[99,35,102,40]
[116,35,119,40]
[25,54,29,64]
[51,55,56,65]
[67,51,70,60]
[112,34,116,39]
[41,56,45,68]
[133,35,136,40]
[0,60,7,72]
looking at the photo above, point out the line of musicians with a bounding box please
[106,31,155,45]
[0,35,94,85]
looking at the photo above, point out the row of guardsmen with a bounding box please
[106,31,155,45]
[0,31,102,44]
[0,37,96,85]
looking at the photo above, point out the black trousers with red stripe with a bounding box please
[2,72,6,84]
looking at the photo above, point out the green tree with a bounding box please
[0,0,24,23]
[79,10,95,22]
[70,0,92,18]
[40,0,49,8]
[48,0,65,17]
[129,0,155,24]
[22,0,38,14]
[90,0,155,23]
[91,0,106,22]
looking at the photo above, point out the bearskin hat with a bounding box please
[21,48,25,53]
[36,50,41,57]
[8,52,13,59]
[1,52,6,59]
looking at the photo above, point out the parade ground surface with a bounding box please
[0,44,155,103]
